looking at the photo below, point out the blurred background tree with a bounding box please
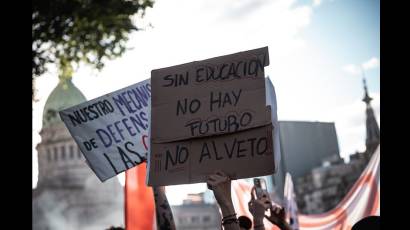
[32,0,154,100]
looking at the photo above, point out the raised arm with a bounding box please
[206,171,240,230]
[248,186,293,230]
[248,196,267,230]
[153,186,176,230]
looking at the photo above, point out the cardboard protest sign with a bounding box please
[149,112,273,186]
[148,47,274,186]
[59,79,151,182]
[151,47,270,143]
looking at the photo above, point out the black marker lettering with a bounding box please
[199,142,211,163]
[103,153,119,174]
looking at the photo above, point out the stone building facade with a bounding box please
[33,77,124,230]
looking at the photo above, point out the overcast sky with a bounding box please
[32,0,380,205]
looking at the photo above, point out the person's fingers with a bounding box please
[207,183,212,190]
[214,171,232,182]
[207,179,217,189]
[206,175,215,183]
[207,179,218,190]
[210,174,229,185]
[206,180,214,188]
[208,179,217,186]
[209,175,224,185]
[209,174,222,181]
[215,170,225,177]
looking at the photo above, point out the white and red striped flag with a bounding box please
[232,145,380,230]
[298,146,380,230]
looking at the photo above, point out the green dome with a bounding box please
[42,78,87,128]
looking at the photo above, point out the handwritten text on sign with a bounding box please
[148,47,274,186]
[60,79,151,182]
[149,124,273,186]
[151,47,270,143]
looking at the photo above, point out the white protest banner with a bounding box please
[59,79,151,182]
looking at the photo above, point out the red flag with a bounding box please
[125,163,155,230]
[125,134,155,230]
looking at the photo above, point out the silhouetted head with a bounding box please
[352,216,380,230]
[106,226,124,230]
[238,215,252,230]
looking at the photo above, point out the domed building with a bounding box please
[33,77,124,230]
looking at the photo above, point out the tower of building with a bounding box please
[362,77,380,155]
[293,76,381,214]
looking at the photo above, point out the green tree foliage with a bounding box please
[32,0,154,99]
